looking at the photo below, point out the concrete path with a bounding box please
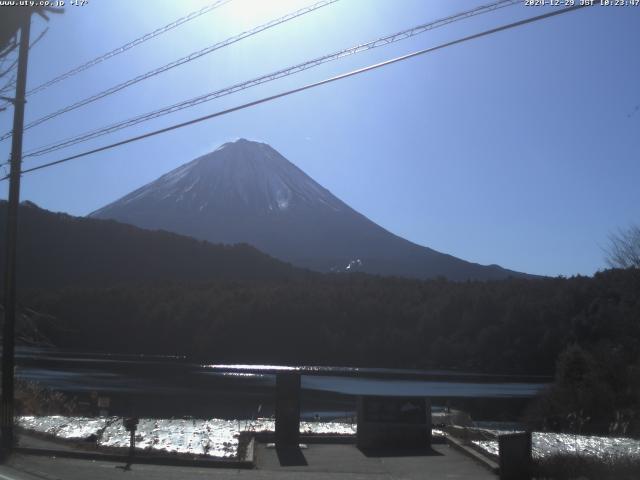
[255,443,497,479]
[0,442,496,480]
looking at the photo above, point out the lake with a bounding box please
[15,347,550,420]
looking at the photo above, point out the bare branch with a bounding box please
[605,225,640,269]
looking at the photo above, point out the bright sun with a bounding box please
[225,0,308,26]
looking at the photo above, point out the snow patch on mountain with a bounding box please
[90,138,529,281]
[93,139,346,218]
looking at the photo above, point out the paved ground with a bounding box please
[0,443,496,480]
[16,434,79,452]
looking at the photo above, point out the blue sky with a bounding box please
[0,0,638,277]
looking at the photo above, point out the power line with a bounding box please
[0,27,47,83]
[2,3,591,182]
[0,58,18,79]
[0,0,232,113]
[0,26,48,112]
[0,0,339,140]
[25,0,234,97]
[0,41,17,61]
[21,0,519,159]
[27,0,232,95]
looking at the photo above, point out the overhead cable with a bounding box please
[21,0,519,158]
[26,0,234,97]
[1,0,339,139]
[4,3,590,181]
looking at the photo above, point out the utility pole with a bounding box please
[1,9,32,453]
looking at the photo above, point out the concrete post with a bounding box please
[499,431,532,480]
[275,372,300,447]
[356,396,431,450]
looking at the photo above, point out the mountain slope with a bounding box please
[0,201,304,289]
[91,138,528,281]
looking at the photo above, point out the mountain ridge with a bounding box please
[91,138,531,281]
[0,200,305,289]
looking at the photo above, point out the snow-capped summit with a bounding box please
[95,139,343,216]
[91,139,527,280]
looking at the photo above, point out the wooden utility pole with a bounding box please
[1,9,31,452]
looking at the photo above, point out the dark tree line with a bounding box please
[22,268,640,435]
[0,201,307,289]
[3,202,640,434]
[21,268,640,375]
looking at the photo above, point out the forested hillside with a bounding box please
[4,201,639,434]
[0,201,306,289]
[22,269,640,376]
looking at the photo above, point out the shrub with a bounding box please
[15,379,77,416]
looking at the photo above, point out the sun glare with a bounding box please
[225,0,307,27]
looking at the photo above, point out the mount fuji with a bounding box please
[90,138,527,281]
